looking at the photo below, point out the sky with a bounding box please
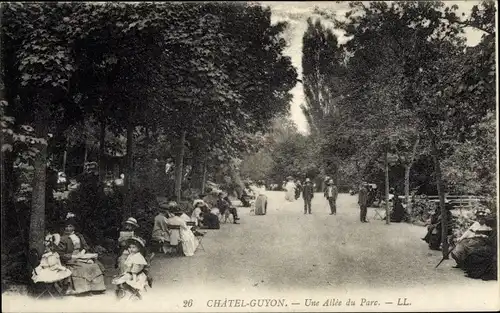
[260,1,487,134]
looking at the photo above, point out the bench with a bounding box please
[426,195,484,214]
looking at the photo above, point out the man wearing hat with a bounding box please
[358,182,369,223]
[302,178,314,214]
[324,179,338,215]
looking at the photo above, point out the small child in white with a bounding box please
[32,234,72,284]
[112,237,149,300]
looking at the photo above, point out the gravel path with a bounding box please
[3,192,498,312]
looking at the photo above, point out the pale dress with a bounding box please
[284,182,296,202]
[32,251,72,283]
[253,186,268,215]
[112,252,148,290]
[166,216,199,256]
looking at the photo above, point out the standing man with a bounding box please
[302,178,314,214]
[324,179,338,215]
[359,182,369,223]
[295,179,302,200]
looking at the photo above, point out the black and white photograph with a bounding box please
[1,1,498,312]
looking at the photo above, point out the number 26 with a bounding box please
[183,299,193,307]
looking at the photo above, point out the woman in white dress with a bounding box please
[284,177,296,202]
[166,202,199,257]
[253,181,268,215]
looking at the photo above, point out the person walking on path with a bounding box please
[284,177,296,202]
[302,178,314,214]
[358,182,369,223]
[324,179,338,215]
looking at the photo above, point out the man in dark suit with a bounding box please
[324,179,339,215]
[302,178,314,214]
[358,182,369,223]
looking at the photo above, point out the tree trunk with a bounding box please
[201,155,208,194]
[228,158,244,198]
[62,137,68,174]
[98,119,106,183]
[174,130,187,203]
[404,165,411,212]
[0,132,5,252]
[384,150,390,225]
[83,144,88,172]
[431,138,448,258]
[404,136,420,214]
[124,118,134,218]
[30,110,49,254]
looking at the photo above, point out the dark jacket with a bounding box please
[324,185,338,200]
[302,183,314,200]
[57,232,91,263]
[358,187,368,206]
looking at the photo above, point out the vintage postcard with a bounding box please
[1,1,498,312]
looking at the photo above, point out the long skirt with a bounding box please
[65,260,106,294]
[254,195,268,215]
[285,190,295,202]
[451,237,488,264]
[463,245,497,280]
[180,230,199,257]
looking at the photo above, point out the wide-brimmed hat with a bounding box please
[123,217,139,228]
[193,199,206,207]
[127,236,146,248]
[305,178,311,182]
[64,217,78,227]
[476,209,491,217]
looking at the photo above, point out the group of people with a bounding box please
[281,176,339,216]
[239,181,268,216]
[423,207,496,280]
[31,189,244,300]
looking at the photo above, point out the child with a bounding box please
[32,234,72,284]
[112,237,149,300]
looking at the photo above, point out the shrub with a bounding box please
[408,196,438,225]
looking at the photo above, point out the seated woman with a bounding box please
[56,217,106,295]
[191,200,205,226]
[116,217,140,267]
[117,217,153,284]
[422,207,454,251]
[451,209,493,270]
[152,204,173,254]
[166,202,199,256]
[390,192,405,223]
[199,205,220,229]
[252,181,268,216]
[216,192,240,224]
[112,237,149,300]
[240,184,253,207]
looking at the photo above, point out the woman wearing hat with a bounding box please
[191,200,206,226]
[116,217,141,269]
[152,203,174,254]
[166,202,199,256]
[451,209,493,269]
[56,217,106,295]
[253,180,268,215]
[284,176,296,202]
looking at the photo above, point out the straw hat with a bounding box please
[123,217,139,228]
[127,236,146,248]
[193,199,206,207]
[476,209,491,217]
